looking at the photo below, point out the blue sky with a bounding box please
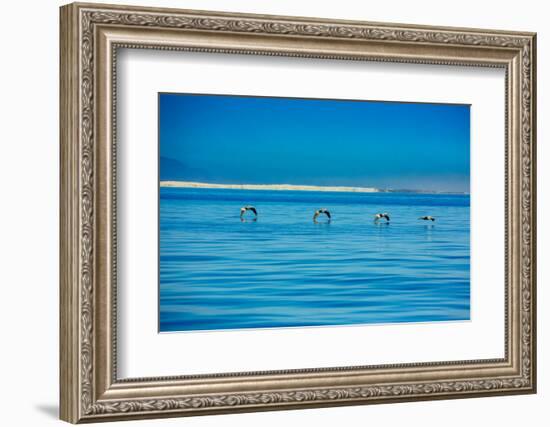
[159,93,470,192]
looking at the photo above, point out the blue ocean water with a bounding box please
[159,188,470,332]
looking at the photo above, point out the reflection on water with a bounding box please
[159,188,470,332]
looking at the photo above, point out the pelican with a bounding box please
[419,216,435,221]
[313,208,331,222]
[374,213,390,222]
[240,205,258,218]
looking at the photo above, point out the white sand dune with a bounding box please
[160,181,380,193]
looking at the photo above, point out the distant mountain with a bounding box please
[159,156,211,182]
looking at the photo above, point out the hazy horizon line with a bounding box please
[160,181,469,195]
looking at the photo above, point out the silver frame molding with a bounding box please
[60,2,537,423]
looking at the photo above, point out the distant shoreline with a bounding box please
[160,181,469,195]
[160,181,379,193]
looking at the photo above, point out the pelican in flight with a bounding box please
[374,213,390,222]
[240,205,258,219]
[313,208,331,223]
[419,216,436,221]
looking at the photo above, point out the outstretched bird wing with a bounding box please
[249,207,257,215]
[324,210,331,219]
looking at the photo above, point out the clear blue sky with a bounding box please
[159,93,470,192]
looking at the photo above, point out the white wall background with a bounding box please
[0,0,545,426]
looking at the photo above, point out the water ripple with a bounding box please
[159,188,470,332]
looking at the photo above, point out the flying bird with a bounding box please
[240,205,258,218]
[313,208,331,222]
[418,216,436,221]
[374,213,390,222]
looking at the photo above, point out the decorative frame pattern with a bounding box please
[60,2,536,423]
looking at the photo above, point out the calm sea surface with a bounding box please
[159,188,470,332]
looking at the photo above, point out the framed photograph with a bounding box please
[60,2,537,423]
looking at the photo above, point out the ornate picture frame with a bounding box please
[60,2,536,423]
